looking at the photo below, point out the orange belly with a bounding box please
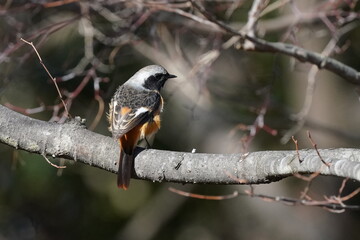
[140,114,161,139]
[120,114,161,153]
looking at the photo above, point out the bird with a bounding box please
[108,65,176,190]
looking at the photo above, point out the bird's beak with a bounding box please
[167,74,177,79]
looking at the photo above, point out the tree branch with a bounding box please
[1,104,360,185]
[190,0,360,85]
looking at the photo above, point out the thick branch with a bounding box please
[1,104,360,184]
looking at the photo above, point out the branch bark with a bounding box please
[1,104,360,185]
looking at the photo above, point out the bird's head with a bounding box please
[126,65,176,91]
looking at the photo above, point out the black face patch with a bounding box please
[143,73,167,90]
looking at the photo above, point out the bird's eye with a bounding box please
[143,73,167,90]
[154,73,163,81]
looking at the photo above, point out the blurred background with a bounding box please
[0,0,360,239]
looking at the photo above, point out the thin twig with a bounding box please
[294,171,321,182]
[169,187,239,200]
[338,178,348,196]
[307,130,331,167]
[190,0,360,85]
[281,29,351,143]
[243,0,269,36]
[294,171,321,199]
[89,94,104,131]
[246,191,360,211]
[41,153,67,169]
[20,38,70,118]
[171,184,360,211]
[291,136,303,163]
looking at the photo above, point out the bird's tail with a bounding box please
[117,149,134,190]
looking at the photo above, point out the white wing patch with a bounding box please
[134,107,151,116]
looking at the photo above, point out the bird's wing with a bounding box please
[110,90,161,138]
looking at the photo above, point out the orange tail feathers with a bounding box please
[117,149,134,190]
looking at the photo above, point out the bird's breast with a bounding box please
[140,95,163,139]
[140,114,161,139]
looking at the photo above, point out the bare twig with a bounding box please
[294,171,321,199]
[260,0,290,17]
[244,0,269,35]
[281,23,358,143]
[229,95,277,152]
[291,136,303,163]
[243,177,360,212]
[307,130,331,167]
[0,17,78,65]
[230,183,360,212]
[89,94,105,131]
[190,0,360,85]
[338,187,360,202]
[20,38,70,118]
[244,191,360,211]
[41,153,67,169]
[338,178,348,196]
[169,187,239,200]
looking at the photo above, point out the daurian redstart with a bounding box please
[108,65,176,189]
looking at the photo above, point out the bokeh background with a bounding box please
[1,1,360,239]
